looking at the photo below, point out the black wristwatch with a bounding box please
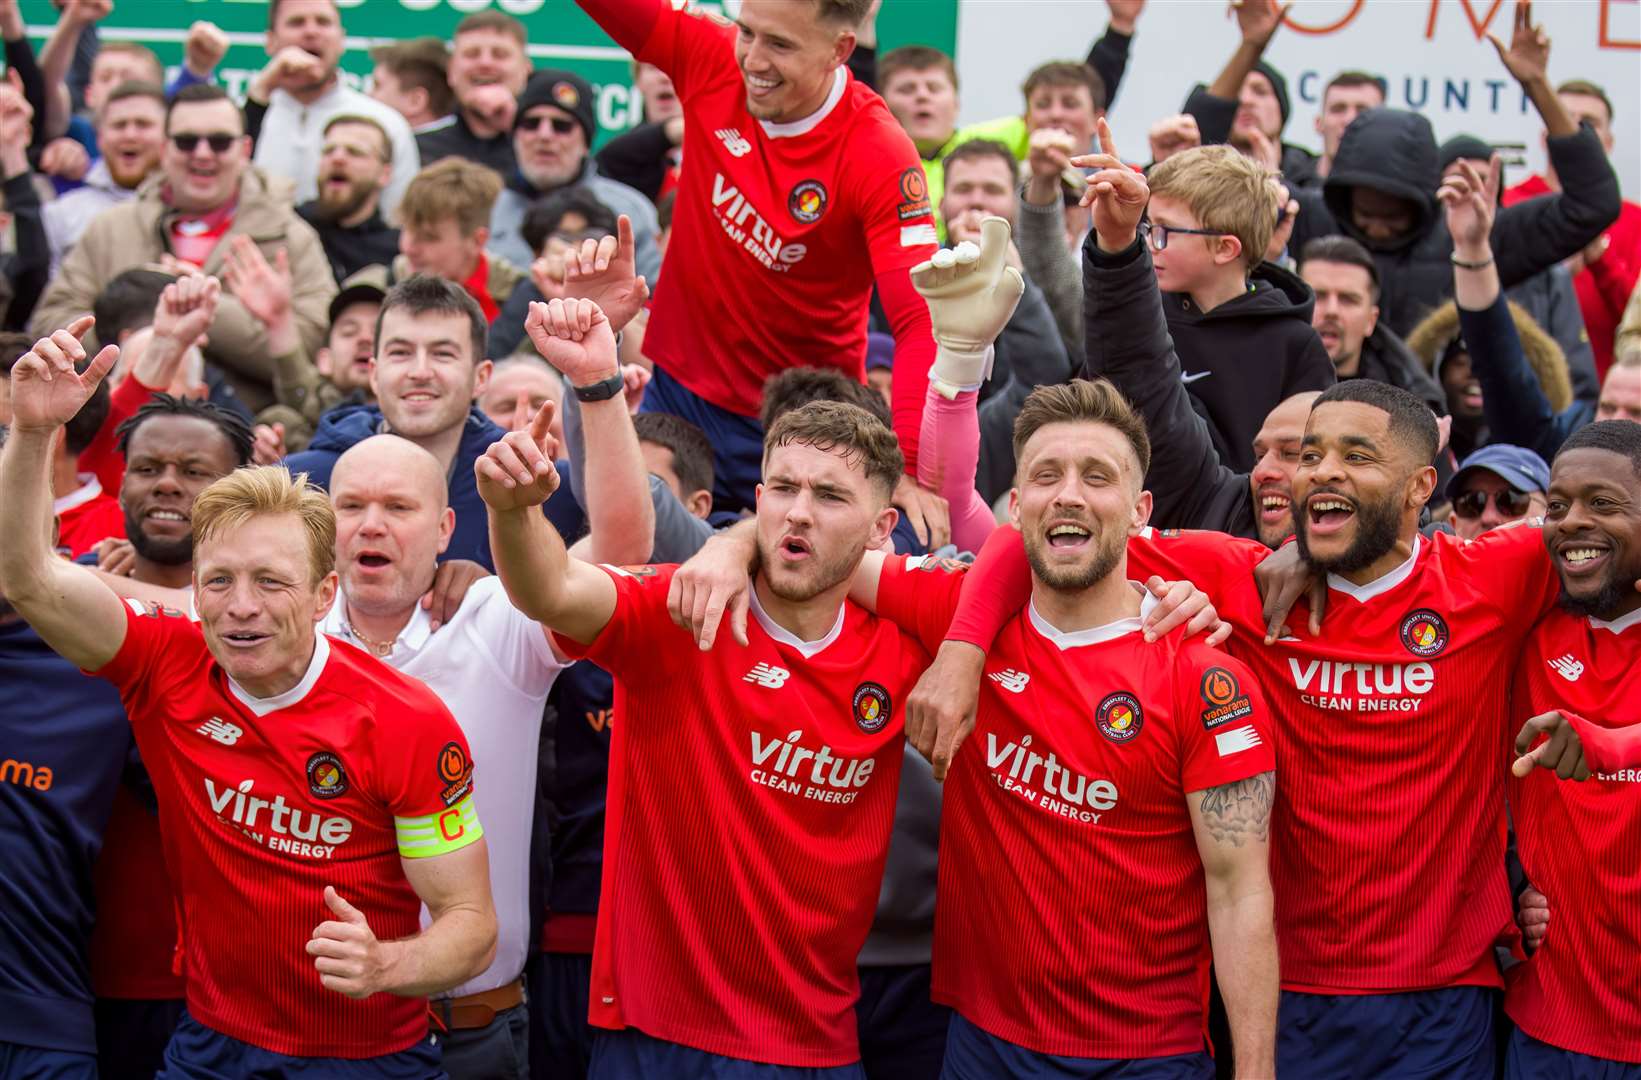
[573,371,625,402]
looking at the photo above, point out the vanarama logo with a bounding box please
[0,758,52,791]
[985,733,1118,825]
[204,777,352,859]
[1200,667,1254,731]
[749,729,877,805]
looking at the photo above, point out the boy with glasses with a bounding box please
[1141,143,1334,474]
[30,84,336,416]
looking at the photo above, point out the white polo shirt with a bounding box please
[322,575,565,998]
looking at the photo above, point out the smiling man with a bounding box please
[931,145,1579,1076]
[44,82,168,275]
[31,84,336,414]
[248,0,420,215]
[573,0,940,514]
[0,319,497,1077]
[1504,420,1641,1078]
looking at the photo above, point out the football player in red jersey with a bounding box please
[573,0,946,518]
[911,136,1572,1079]
[0,317,498,1077]
[1504,420,1641,1076]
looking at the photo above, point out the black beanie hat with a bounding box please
[1252,60,1291,129]
[515,69,597,145]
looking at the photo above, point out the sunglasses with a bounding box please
[171,132,238,154]
[1141,220,1227,252]
[518,115,578,136]
[1453,487,1536,520]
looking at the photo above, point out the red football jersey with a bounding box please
[92,599,483,1058]
[1126,525,1558,994]
[876,556,1275,1058]
[584,0,938,418]
[552,565,929,1067]
[89,786,185,1000]
[55,487,126,558]
[1506,604,1641,1063]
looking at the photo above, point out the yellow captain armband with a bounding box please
[395,794,484,859]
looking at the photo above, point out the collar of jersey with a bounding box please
[758,67,847,140]
[324,588,433,658]
[52,473,104,515]
[1027,590,1156,651]
[1326,535,1421,604]
[227,633,331,717]
[748,582,844,658]
[1591,605,1641,635]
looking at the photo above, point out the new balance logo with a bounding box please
[987,669,1030,694]
[744,663,790,688]
[1215,725,1262,757]
[716,128,752,157]
[197,717,242,746]
[1548,654,1584,682]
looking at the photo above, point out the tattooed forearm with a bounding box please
[1199,771,1275,847]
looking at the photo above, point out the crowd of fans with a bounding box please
[1,0,1639,1077]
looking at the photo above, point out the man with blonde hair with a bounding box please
[0,317,498,1076]
[1142,139,1332,472]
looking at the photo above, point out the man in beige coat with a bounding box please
[31,84,335,413]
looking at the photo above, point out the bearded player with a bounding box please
[920,136,1568,1078]
[572,0,947,512]
[0,319,497,1076]
[1503,420,1641,1077]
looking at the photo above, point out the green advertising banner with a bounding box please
[19,0,959,146]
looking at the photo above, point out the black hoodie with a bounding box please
[1165,260,1335,472]
[1290,108,1621,338]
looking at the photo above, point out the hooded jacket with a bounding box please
[283,403,585,570]
[1167,260,1336,473]
[29,167,336,413]
[487,159,661,282]
[1355,324,1447,415]
[1406,298,1573,459]
[1289,109,1621,338]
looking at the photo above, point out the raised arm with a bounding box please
[1087,0,1142,110]
[0,319,130,670]
[1446,156,1584,459]
[529,259,654,566]
[1486,1,1621,288]
[1190,769,1279,1079]
[1183,0,1287,145]
[477,397,618,646]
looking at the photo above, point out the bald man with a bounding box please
[322,434,569,1080]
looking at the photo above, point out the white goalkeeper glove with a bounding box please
[910,215,1026,399]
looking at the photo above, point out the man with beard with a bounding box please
[1502,420,1641,1075]
[87,393,253,1079]
[840,379,1280,1079]
[297,115,401,284]
[247,0,419,216]
[919,145,1577,1076]
[480,379,939,1074]
[45,82,168,275]
[486,70,660,281]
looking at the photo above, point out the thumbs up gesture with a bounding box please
[307,886,388,998]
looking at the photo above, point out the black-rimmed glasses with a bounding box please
[1142,220,1228,251]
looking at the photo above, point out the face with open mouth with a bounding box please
[120,414,241,568]
[318,301,380,395]
[634,63,681,123]
[99,95,167,190]
[1011,421,1145,593]
[882,67,958,147]
[1292,402,1420,575]
[1248,394,1316,549]
[194,512,336,698]
[449,28,531,104]
[163,99,248,214]
[331,437,452,621]
[756,441,889,605]
[1544,444,1641,620]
